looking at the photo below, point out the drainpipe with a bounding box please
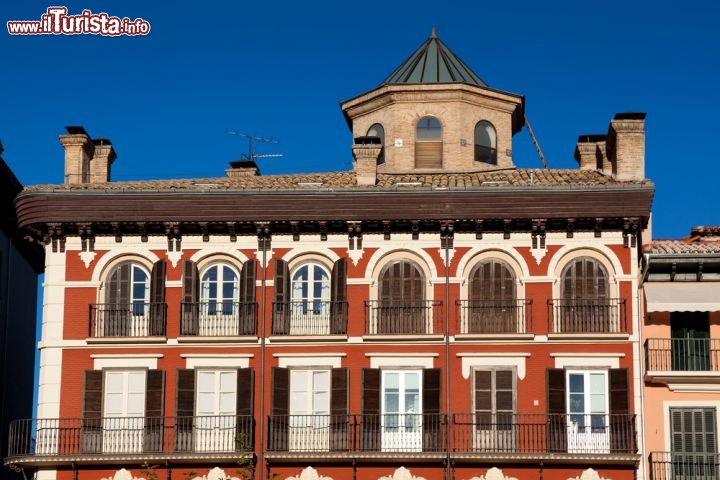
[258,235,268,480]
[444,241,451,480]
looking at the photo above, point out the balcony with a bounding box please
[180,302,257,336]
[6,415,254,467]
[649,451,720,480]
[455,300,532,335]
[266,414,445,459]
[364,301,443,335]
[644,338,720,387]
[547,298,627,335]
[89,303,167,338]
[452,414,637,460]
[271,301,348,336]
[264,414,637,463]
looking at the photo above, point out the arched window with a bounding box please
[368,123,385,165]
[377,259,426,334]
[199,263,240,335]
[466,259,518,333]
[415,116,442,168]
[474,121,497,164]
[559,257,612,333]
[102,262,150,336]
[291,263,331,326]
[273,258,347,336]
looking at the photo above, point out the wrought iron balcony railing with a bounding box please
[455,299,532,334]
[649,451,720,480]
[645,338,720,372]
[547,298,627,334]
[452,413,636,455]
[180,302,257,336]
[271,301,348,335]
[7,415,254,460]
[267,414,445,453]
[89,303,167,337]
[364,301,443,335]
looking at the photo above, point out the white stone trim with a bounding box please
[90,250,160,282]
[366,352,438,369]
[378,467,426,480]
[285,467,333,480]
[182,353,253,369]
[455,246,530,281]
[457,352,530,380]
[551,352,623,369]
[274,352,346,368]
[92,354,163,370]
[467,467,518,480]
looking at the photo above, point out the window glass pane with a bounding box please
[219,392,235,414]
[203,266,217,282]
[313,370,329,391]
[569,373,584,393]
[590,393,606,413]
[105,393,122,415]
[417,117,441,140]
[219,371,236,392]
[384,372,399,389]
[197,371,214,391]
[127,372,145,392]
[405,372,420,390]
[105,372,123,393]
[385,392,399,414]
[569,393,585,413]
[590,373,605,393]
[313,391,329,414]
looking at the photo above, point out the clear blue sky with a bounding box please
[2,1,719,239]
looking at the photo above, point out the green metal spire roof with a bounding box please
[382,28,487,87]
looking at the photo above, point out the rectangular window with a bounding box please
[474,368,516,451]
[195,370,237,451]
[671,407,718,479]
[566,370,609,453]
[102,370,146,453]
[289,369,330,450]
[381,370,422,452]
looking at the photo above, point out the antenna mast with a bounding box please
[224,130,283,162]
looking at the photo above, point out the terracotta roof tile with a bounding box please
[648,239,720,255]
[23,168,652,193]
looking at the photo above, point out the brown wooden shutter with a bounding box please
[330,368,349,451]
[239,260,257,335]
[422,368,442,451]
[175,369,195,451]
[236,368,254,449]
[270,367,289,451]
[81,370,103,453]
[609,368,632,452]
[273,259,290,335]
[181,260,199,335]
[330,258,348,334]
[144,369,165,452]
[546,368,567,452]
[149,260,167,336]
[361,368,381,450]
[415,142,442,168]
[105,263,131,336]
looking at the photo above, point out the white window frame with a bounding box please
[381,369,422,452]
[289,368,331,451]
[566,369,609,453]
[195,369,237,452]
[102,369,146,454]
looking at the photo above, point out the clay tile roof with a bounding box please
[22,168,652,193]
[647,226,720,255]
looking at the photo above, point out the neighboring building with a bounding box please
[5,32,654,480]
[0,141,44,479]
[642,227,720,480]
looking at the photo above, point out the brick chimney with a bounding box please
[225,159,260,177]
[607,113,646,181]
[574,135,606,171]
[353,136,382,186]
[59,126,116,184]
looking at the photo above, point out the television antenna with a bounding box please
[225,129,283,162]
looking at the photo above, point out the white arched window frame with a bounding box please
[200,263,240,316]
[474,120,497,164]
[415,116,442,169]
[368,123,385,165]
